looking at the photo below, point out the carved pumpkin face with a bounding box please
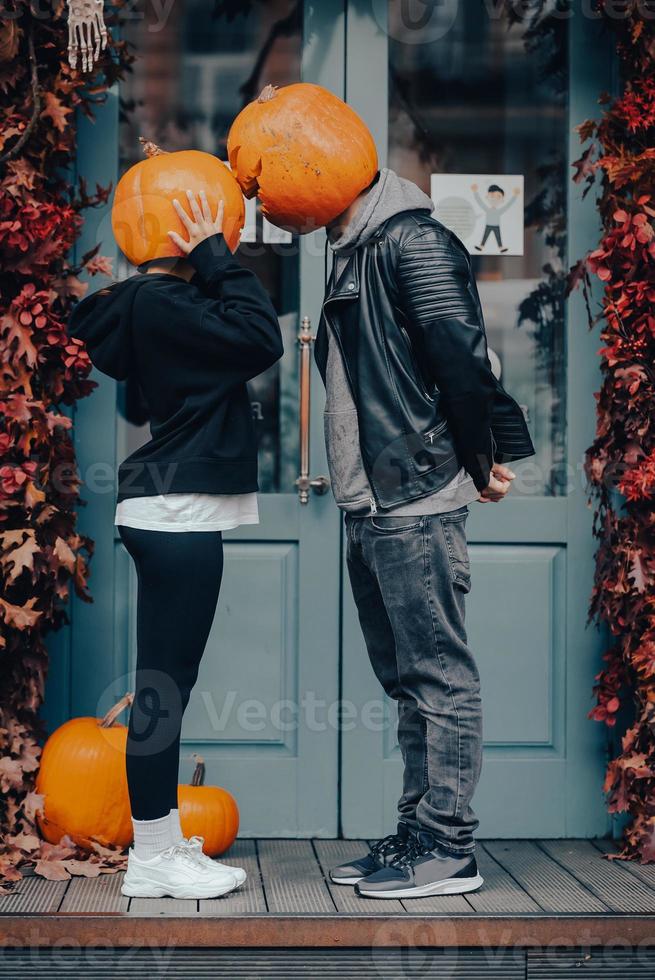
[112,142,245,266]
[227,83,378,233]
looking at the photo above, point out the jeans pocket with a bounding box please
[370,515,424,533]
[439,510,471,592]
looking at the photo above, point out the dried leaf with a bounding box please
[33,860,71,881]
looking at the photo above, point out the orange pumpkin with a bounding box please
[36,693,133,850]
[112,139,245,266]
[227,83,378,232]
[178,755,239,856]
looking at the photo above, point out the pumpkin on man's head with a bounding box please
[112,139,245,266]
[227,83,378,233]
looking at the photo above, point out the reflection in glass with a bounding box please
[387,1,567,495]
[117,1,302,493]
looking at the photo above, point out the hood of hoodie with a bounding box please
[328,167,434,256]
[68,276,148,381]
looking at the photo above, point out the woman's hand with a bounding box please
[168,189,225,254]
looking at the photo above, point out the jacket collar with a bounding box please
[324,250,360,303]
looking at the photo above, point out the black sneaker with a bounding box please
[354,831,483,899]
[329,823,411,885]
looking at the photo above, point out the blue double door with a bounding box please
[53,0,611,838]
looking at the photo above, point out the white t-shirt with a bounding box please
[114,492,259,533]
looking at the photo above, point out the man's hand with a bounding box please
[471,183,478,192]
[478,463,515,503]
[168,189,224,254]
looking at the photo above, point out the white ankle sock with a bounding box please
[131,812,173,860]
[169,807,186,845]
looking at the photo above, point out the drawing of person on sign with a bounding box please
[471,182,521,254]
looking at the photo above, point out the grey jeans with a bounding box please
[345,506,483,854]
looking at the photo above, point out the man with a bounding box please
[314,168,534,899]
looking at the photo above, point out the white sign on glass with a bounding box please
[430,174,524,256]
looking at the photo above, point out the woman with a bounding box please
[69,191,283,899]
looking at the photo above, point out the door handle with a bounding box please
[295,316,330,504]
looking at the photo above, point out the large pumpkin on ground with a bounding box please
[227,83,378,232]
[36,693,133,850]
[112,139,245,266]
[178,756,239,856]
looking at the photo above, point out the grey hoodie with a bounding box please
[323,168,478,516]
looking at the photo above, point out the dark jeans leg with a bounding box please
[345,516,426,830]
[117,526,224,821]
[355,509,482,854]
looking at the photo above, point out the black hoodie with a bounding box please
[68,234,283,502]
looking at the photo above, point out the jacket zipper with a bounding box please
[323,308,380,512]
[398,321,435,403]
[424,419,448,445]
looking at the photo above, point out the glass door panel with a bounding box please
[118,0,302,493]
[387,0,567,496]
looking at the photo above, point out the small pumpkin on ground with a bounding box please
[227,82,378,232]
[36,693,134,850]
[112,138,245,265]
[178,755,239,856]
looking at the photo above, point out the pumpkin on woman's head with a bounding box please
[178,755,239,856]
[112,139,245,266]
[227,83,378,233]
[36,693,133,850]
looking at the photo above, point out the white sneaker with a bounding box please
[121,842,238,899]
[184,835,247,886]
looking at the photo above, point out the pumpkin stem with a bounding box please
[100,692,134,728]
[257,84,278,103]
[139,136,167,158]
[191,754,206,786]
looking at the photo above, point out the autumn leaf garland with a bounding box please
[0,2,132,888]
[571,3,655,862]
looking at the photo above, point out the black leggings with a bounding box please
[117,526,224,820]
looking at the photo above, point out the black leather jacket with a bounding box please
[315,210,534,509]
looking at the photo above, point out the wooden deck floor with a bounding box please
[1,839,654,951]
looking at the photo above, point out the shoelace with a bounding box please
[370,832,408,860]
[389,836,431,870]
[162,842,201,868]
[184,835,220,866]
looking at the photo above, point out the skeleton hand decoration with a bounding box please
[67,0,107,73]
